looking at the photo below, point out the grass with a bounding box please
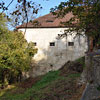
[0,57,85,100]
[0,71,61,100]
[33,70,60,90]
[68,73,81,78]
[0,70,80,100]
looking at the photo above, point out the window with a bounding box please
[50,42,55,46]
[68,42,74,46]
[33,42,37,46]
[46,20,54,22]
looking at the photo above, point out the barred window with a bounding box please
[50,42,55,46]
[68,42,74,46]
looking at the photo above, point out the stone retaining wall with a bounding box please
[81,52,100,100]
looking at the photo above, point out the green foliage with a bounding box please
[51,0,100,48]
[0,71,60,100]
[68,73,81,78]
[0,14,8,35]
[0,14,7,29]
[0,15,37,85]
[0,31,37,84]
[0,70,81,100]
[0,31,37,70]
[33,71,60,90]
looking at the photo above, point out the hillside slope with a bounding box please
[0,57,85,100]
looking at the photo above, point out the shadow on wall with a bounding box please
[24,35,87,78]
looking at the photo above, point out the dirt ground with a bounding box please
[18,59,86,100]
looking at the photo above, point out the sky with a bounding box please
[4,0,67,18]
[35,0,67,17]
[3,0,67,30]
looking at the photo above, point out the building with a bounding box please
[17,12,88,77]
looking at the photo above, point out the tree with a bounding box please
[51,0,100,51]
[0,0,42,86]
[0,0,42,28]
[0,31,37,86]
[0,13,8,33]
[0,15,37,86]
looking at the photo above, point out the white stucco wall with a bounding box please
[19,28,88,77]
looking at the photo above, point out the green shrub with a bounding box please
[0,31,37,85]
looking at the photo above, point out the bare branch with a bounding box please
[1,0,14,14]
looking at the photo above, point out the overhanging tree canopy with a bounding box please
[0,0,42,27]
[51,0,100,51]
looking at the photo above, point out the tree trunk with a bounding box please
[87,36,94,52]
[90,37,94,52]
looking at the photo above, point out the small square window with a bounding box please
[68,42,74,46]
[33,42,37,46]
[50,42,55,46]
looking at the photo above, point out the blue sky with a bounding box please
[4,0,67,17]
[3,0,67,30]
[36,0,67,17]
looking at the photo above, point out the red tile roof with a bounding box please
[16,12,74,29]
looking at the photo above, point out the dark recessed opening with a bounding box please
[46,20,54,22]
[68,42,74,46]
[50,42,55,46]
